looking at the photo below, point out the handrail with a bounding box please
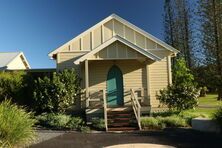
[103,89,108,131]
[130,88,142,130]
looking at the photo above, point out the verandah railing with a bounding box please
[130,88,142,130]
[102,89,108,131]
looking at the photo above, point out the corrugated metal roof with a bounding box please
[0,52,21,69]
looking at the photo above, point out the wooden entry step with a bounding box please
[107,107,138,131]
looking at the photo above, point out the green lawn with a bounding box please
[186,94,220,118]
[198,94,221,106]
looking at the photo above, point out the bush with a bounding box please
[157,58,199,111]
[157,116,188,127]
[141,117,164,129]
[36,113,84,130]
[67,117,84,130]
[213,107,222,126]
[0,71,25,103]
[79,126,91,133]
[33,68,81,113]
[0,100,36,147]
[91,118,105,130]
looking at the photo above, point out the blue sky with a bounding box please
[0,0,164,68]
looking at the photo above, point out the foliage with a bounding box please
[66,117,84,130]
[33,68,81,113]
[0,71,25,103]
[213,107,222,126]
[163,0,194,68]
[199,86,208,97]
[0,100,36,147]
[157,58,199,111]
[198,0,222,100]
[141,117,165,129]
[79,126,91,133]
[91,118,105,130]
[36,113,84,130]
[141,112,193,130]
[157,116,187,127]
[179,110,208,125]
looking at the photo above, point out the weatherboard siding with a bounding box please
[57,52,87,70]
[85,60,147,105]
[149,58,169,107]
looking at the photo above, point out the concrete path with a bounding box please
[30,128,222,148]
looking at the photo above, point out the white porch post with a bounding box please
[85,59,89,107]
[167,56,172,85]
[146,64,151,106]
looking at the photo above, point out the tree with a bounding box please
[157,58,199,111]
[163,0,194,68]
[198,0,222,100]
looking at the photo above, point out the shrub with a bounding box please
[91,118,105,130]
[36,113,85,130]
[157,58,199,111]
[213,107,222,126]
[67,117,84,130]
[141,117,164,129]
[157,116,188,127]
[0,100,36,147]
[79,126,91,133]
[0,71,25,102]
[33,68,81,113]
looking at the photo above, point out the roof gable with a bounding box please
[49,14,179,58]
[0,52,30,70]
[74,35,161,64]
[0,52,20,68]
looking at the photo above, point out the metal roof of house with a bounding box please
[0,52,30,70]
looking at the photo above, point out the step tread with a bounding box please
[108,127,138,131]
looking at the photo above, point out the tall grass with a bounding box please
[0,100,36,147]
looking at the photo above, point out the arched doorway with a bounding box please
[107,65,124,107]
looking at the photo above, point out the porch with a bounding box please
[80,59,153,131]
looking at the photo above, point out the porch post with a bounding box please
[146,64,151,106]
[85,59,89,107]
[167,56,172,85]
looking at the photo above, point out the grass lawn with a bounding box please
[198,94,221,106]
[185,94,220,118]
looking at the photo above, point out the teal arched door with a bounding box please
[107,65,124,107]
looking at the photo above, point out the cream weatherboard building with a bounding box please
[0,52,30,71]
[49,14,178,131]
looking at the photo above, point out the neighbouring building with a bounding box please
[0,51,30,71]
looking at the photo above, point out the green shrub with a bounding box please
[33,68,81,113]
[157,58,199,111]
[79,126,90,133]
[213,107,222,126]
[91,118,105,130]
[0,71,25,102]
[141,117,164,129]
[48,114,71,129]
[36,113,85,130]
[67,117,84,130]
[157,116,188,127]
[152,110,180,117]
[0,100,36,147]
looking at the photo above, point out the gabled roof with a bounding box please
[74,35,162,64]
[49,14,179,58]
[0,52,30,70]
